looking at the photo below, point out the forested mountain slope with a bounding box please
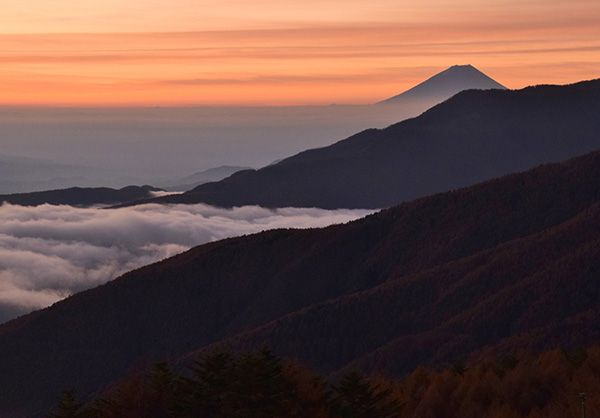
[4,149,600,415]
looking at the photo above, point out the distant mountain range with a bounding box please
[160,165,252,192]
[126,78,600,209]
[0,185,162,207]
[0,65,507,197]
[377,64,507,104]
[5,144,600,415]
[1,65,510,197]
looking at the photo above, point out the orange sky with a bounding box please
[1,0,599,106]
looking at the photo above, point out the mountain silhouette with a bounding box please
[160,165,252,192]
[5,147,600,415]
[124,78,600,209]
[0,185,163,207]
[377,64,507,104]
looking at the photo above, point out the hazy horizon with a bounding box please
[0,100,437,193]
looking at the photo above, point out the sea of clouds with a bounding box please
[0,202,374,323]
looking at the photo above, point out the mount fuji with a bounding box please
[377,64,507,104]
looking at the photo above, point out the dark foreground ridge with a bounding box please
[125,78,600,209]
[49,347,600,418]
[5,147,600,415]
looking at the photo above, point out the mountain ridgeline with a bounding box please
[129,78,600,209]
[0,185,162,207]
[5,145,600,415]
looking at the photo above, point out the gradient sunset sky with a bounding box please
[1,0,599,106]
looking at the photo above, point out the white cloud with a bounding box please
[0,202,374,322]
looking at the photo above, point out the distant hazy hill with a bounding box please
[0,185,162,207]
[129,78,600,209]
[5,148,600,415]
[161,165,252,191]
[0,154,121,194]
[377,64,507,104]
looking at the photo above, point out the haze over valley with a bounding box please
[0,101,432,193]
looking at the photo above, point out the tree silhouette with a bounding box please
[330,371,401,418]
[47,389,90,418]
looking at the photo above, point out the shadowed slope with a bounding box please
[204,191,600,375]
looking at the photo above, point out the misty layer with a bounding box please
[0,203,373,323]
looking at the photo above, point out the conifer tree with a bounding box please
[47,389,90,418]
[330,371,401,418]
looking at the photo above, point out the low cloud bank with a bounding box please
[0,202,374,323]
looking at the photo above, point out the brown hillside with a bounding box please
[4,149,600,415]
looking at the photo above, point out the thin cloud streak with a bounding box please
[1,10,599,105]
[5,43,600,65]
[3,0,599,34]
[0,203,375,322]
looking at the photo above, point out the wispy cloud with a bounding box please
[1,9,599,106]
[0,203,374,323]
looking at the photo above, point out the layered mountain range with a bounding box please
[4,142,600,415]
[3,73,600,416]
[0,66,496,197]
[128,78,600,209]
